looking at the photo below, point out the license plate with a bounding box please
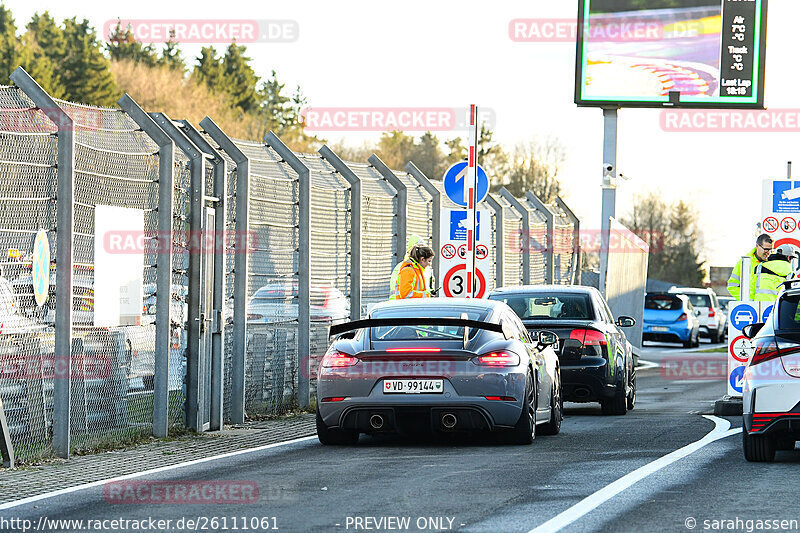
[383,379,443,394]
[651,326,669,332]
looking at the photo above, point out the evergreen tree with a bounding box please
[221,43,259,112]
[159,36,184,72]
[411,132,445,181]
[0,7,19,81]
[61,17,118,105]
[194,46,223,92]
[105,20,159,67]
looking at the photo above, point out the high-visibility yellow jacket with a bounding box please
[390,259,429,299]
[727,248,761,300]
[753,258,793,301]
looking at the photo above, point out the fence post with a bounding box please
[499,188,530,285]
[265,132,311,408]
[201,117,249,425]
[525,192,554,284]
[150,113,206,431]
[555,196,581,285]
[368,155,406,268]
[319,146,361,319]
[11,67,74,458]
[177,120,227,432]
[485,194,504,288]
[118,94,174,438]
[405,163,440,281]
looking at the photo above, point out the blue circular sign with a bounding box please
[730,304,758,331]
[729,366,745,394]
[762,305,774,323]
[442,161,489,207]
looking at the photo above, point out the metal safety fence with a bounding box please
[0,68,580,464]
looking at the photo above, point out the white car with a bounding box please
[741,281,800,462]
[668,287,725,343]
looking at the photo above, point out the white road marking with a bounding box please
[636,359,659,370]
[0,435,317,510]
[529,415,740,533]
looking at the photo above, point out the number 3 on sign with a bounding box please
[443,264,486,298]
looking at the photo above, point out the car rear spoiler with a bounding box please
[329,317,505,340]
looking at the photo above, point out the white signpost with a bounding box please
[438,105,490,298]
[439,208,491,298]
[761,178,800,254]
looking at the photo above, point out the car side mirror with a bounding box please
[537,330,558,347]
[615,316,635,328]
[742,322,764,339]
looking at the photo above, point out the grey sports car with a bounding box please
[316,298,563,445]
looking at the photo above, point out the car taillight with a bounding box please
[708,309,716,317]
[322,350,359,367]
[751,337,780,366]
[474,351,519,366]
[677,313,687,322]
[570,329,606,346]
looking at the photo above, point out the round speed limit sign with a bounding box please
[442,264,486,298]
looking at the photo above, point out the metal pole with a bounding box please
[368,154,406,268]
[266,132,311,407]
[201,117,249,425]
[118,94,174,438]
[525,191,554,284]
[500,188,530,285]
[405,162,440,282]
[11,67,74,458]
[485,194,504,289]
[178,120,227,431]
[555,196,581,285]
[151,113,206,431]
[600,107,618,297]
[741,257,752,303]
[320,145,361,319]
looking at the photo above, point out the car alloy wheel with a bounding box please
[510,372,536,444]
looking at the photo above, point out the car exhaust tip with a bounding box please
[441,413,457,429]
[369,414,384,430]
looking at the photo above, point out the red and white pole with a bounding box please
[465,105,478,298]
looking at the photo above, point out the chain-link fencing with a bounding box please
[0,70,581,462]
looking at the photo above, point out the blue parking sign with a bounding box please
[762,305,774,323]
[449,210,481,241]
[730,304,758,331]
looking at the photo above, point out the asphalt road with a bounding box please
[3,341,800,533]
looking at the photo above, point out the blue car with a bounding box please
[643,293,700,348]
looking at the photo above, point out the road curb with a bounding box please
[714,396,743,416]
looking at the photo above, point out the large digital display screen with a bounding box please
[575,0,768,108]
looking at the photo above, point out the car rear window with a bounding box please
[778,294,800,331]
[645,295,682,310]
[684,294,711,308]
[490,293,591,320]
[370,307,490,340]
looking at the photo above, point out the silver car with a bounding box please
[316,298,563,445]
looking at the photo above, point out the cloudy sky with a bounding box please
[7,0,799,267]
